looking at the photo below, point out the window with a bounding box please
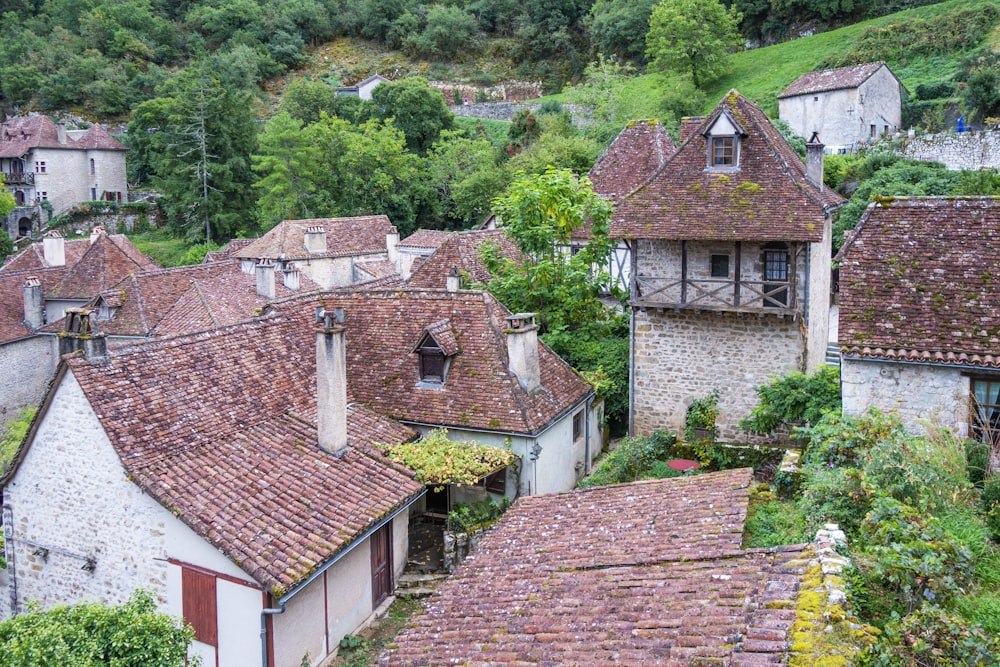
[711,136,736,167]
[762,244,790,308]
[883,125,889,135]
[813,96,819,102]
[89,158,95,174]
[573,410,584,441]
[418,339,445,382]
[870,124,877,138]
[971,378,1000,448]
[91,188,97,200]
[34,161,45,174]
[480,469,507,494]
[14,191,24,206]
[182,567,218,647]
[40,192,47,200]
[710,254,730,278]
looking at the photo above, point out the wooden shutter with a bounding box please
[370,523,393,608]
[182,567,218,647]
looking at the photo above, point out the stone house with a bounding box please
[381,468,810,665]
[611,91,844,439]
[234,216,400,289]
[405,229,521,289]
[0,116,127,239]
[394,229,452,280]
[269,288,602,497]
[2,310,424,667]
[0,230,158,426]
[836,196,1000,454]
[336,74,388,100]
[778,62,903,151]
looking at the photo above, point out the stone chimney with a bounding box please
[304,226,326,254]
[446,265,461,292]
[386,230,399,263]
[23,277,43,330]
[255,259,276,299]
[806,132,825,192]
[43,231,65,267]
[58,308,108,364]
[316,308,348,456]
[283,264,301,291]
[505,313,541,393]
[56,123,67,145]
[90,225,106,245]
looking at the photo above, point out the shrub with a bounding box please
[966,439,991,487]
[579,430,676,488]
[859,604,1000,667]
[744,493,810,548]
[801,409,902,469]
[983,476,1000,541]
[740,366,841,436]
[684,390,719,442]
[447,497,511,532]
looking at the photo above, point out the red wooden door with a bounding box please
[370,523,393,608]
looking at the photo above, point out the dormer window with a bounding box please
[704,110,744,170]
[412,319,459,385]
[711,137,736,167]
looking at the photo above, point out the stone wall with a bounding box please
[0,335,58,428]
[450,102,593,127]
[841,358,969,437]
[897,129,1000,170]
[632,309,805,440]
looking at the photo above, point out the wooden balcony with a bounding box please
[632,275,798,314]
[2,171,34,185]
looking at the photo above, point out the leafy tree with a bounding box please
[127,62,258,242]
[278,76,342,125]
[506,132,603,176]
[0,173,15,219]
[405,4,479,61]
[586,0,657,66]
[645,0,743,88]
[0,590,193,667]
[253,112,321,228]
[371,76,454,155]
[483,166,616,336]
[424,130,502,229]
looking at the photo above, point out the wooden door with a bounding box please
[371,523,393,608]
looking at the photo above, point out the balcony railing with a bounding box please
[633,275,797,313]
[2,171,34,186]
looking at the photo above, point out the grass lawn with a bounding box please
[126,228,198,267]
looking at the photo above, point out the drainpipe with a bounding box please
[3,505,17,616]
[584,395,592,474]
[260,600,286,667]
[628,240,637,437]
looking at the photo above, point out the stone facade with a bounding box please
[841,359,971,437]
[0,335,58,427]
[897,129,1000,171]
[632,309,805,440]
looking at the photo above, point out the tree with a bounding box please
[252,112,320,228]
[0,173,14,219]
[586,0,658,66]
[424,130,501,229]
[0,590,193,667]
[128,62,258,242]
[370,76,454,155]
[483,166,615,336]
[645,0,743,88]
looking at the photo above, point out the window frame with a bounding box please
[971,376,1000,448]
[710,254,730,278]
[710,136,737,168]
[573,410,584,442]
[417,338,446,383]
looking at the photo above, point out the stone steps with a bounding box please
[395,572,449,598]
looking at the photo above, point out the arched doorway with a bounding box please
[18,217,33,238]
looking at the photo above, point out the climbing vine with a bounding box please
[381,429,517,487]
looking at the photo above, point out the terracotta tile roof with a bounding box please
[355,258,400,280]
[46,233,160,299]
[0,267,67,342]
[70,123,126,151]
[65,315,422,596]
[1,236,90,272]
[779,62,890,98]
[270,289,592,434]
[398,229,452,250]
[588,120,677,202]
[233,216,396,261]
[202,238,256,263]
[611,91,844,242]
[382,469,810,666]
[836,197,1000,367]
[407,230,522,289]
[679,116,704,144]
[0,116,124,156]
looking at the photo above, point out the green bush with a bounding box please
[0,407,35,476]
[966,439,991,487]
[744,494,810,548]
[579,430,676,488]
[739,366,841,436]
[859,604,1000,667]
[983,476,1000,541]
[447,497,511,533]
[683,390,719,442]
[801,409,902,469]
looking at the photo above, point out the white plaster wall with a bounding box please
[631,309,805,440]
[275,572,327,667]
[858,68,902,136]
[45,298,88,323]
[297,255,385,289]
[0,336,58,427]
[805,226,832,373]
[320,542,372,660]
[217,579,264,667]
[841,360,969,437]
[88,149,128,202]
[396,248,432,279]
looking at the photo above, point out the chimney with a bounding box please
[806,132,824,192]
[23,277,43,330]
[316,308,348,456]
[58,308,108,364]
[56,123,67,145]
[90,225,105,244]
[43,231,65,267]
[304,226,326,254]
[255,259,276,299]
[446,265,461,292]
[283,264,301,291]
[386,230,399,263]
[505,313,540,393]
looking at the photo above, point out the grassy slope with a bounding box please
[616,0,999,119]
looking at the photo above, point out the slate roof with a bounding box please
[588,120,677,202]
[270,289,592,434]
[406,230,522,290]
[45,232,160,299]
[779,62,891,98]
[0,115,124,157]
[1,236,90,272]
[836,197,1000,368]
[382,469,810,666]
[58,315,422,597]
[233,216,396,261]
[62,261,319,338]
[612,91,844,242]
